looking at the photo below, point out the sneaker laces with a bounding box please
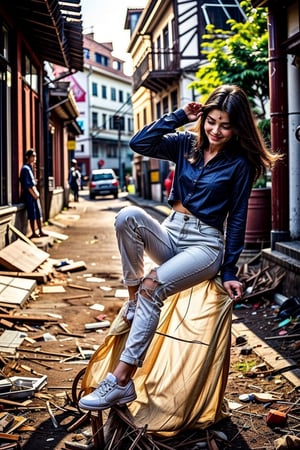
[97,377,116,395]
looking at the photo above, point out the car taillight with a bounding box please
[90,182,96,188]
[112,180,119,186]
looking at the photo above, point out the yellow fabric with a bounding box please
[81,277,233,434]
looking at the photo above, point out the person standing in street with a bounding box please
[20,149,47,239]
[68,159,81,202]
[79,85,282,411]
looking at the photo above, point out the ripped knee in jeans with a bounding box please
[139,269,161,300]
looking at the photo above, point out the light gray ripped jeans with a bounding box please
[114,205,224,367]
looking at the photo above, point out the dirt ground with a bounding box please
[1,192,299,450]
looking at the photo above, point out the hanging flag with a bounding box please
[68,75,86,102]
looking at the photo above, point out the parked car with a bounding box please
[89,169,119,199]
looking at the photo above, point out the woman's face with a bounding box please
[203,109,234,151]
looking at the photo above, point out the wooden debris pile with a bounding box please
[238,254,286,301]
[67,406,230,450]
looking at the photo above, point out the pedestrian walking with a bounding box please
[68,159,81,202]
[20,149,47,238]
[79,84,281,411]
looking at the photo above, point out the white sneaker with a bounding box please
[78,373,137,411]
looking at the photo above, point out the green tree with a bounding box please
[190,1,268,118]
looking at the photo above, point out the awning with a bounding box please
[2,0,83,71]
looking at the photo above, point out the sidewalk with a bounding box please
[127,192,172,217]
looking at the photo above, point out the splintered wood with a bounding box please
[238,256,286,300]
[90,407,225,450]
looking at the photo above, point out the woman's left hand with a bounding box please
[223,280,243,301]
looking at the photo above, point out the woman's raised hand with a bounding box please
[183,102,203,122]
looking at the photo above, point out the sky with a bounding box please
[80,0,148,74]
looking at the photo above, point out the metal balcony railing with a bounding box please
[132,49,181,93]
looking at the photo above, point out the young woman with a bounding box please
[79,85,280,411]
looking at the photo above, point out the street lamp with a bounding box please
[113,115,123,189]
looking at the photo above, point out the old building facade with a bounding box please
[68,33,134,188]
[0,0,83,248]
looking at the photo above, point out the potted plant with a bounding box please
[245,120,271,248]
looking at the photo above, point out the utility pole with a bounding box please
[114,115,123,190]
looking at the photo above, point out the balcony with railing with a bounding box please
[132,47,181,93]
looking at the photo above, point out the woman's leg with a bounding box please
[115,206,177,289]
[79,210,224,410]
[119,212,224,369]
[115,206,177,324]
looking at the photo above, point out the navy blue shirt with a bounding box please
[130,108,255,283]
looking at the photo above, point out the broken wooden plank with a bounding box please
[0,271,47,283]
[41,285,66,294]
[0,432,21,442]
[8,223,35,247]
[42,229,69,241]
[0,240,49,272]
[0,314,57,323]
[67,283,92,291]
[63,294,91,301]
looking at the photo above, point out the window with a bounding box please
[95,52,109,66]
[0,22,11,206]
[157,36,162,69]
[127,117,133,133]
[92,82,98,96]
[163,25,170,69]
[92,112,98,129]
[156,102,161,120]
[107,145,117,158]
[83,48,90,59]
[111,87,116,101]
[201,0,246,30]
[171,90,178,111]
[92,142,99,158]
[113,60,122,71]
[119,90,124,103]
[21,52,40,166]
[24,55,39,93]
[163,96,168,114]
[126,93,131,104]
[102,114,107,129]
[101,85,107,99]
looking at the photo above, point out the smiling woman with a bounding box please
[78,85,282,416]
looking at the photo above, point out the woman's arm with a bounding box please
[130,103,203,159]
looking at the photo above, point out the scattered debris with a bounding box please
[0,375,47,400]
[84,321,110,330]
[0,240,49,272]
[238,258,286,300]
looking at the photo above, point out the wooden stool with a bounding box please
[90,411,105,448]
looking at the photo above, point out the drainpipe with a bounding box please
[267,4,290,248]
[287,54,300,239]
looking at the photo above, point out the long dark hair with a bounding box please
[190,85,280,181]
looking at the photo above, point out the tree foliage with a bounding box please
[190,1,269,118]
